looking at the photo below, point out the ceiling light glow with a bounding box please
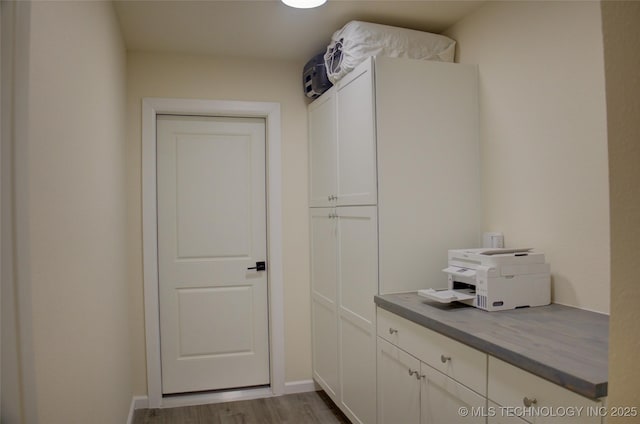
[281,0,327,9]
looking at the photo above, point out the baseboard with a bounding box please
[127,396,149,424]
[284,379,320,395]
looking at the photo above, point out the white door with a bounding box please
[309,208,339,401]
[420,365,486,424]
[337,206,378,424]
[308,91,337,207]
[156,115,269,395]
[336,60,377,206]
[377,338,421,424]
[488,401,529,424]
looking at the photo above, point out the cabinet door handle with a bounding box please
[389,328,398,335]
[440,355,451,363]
[523,397,538,407]
[408,369,418,377]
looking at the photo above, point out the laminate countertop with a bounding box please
[374,292,608,399]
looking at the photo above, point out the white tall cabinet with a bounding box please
[309,56,481,424]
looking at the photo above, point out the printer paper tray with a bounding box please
[418,288,475,304]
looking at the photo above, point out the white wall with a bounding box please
[13,1,132,422]
[601,0,640,417]
[126,52,311,394]
[445,1,610,313]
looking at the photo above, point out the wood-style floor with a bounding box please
[132,391,352,424]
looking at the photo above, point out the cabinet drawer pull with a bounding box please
[440,355,451,363]
[523,397,538,407]
[388,328,398,335]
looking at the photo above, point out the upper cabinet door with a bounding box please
[336,59,377,206]
[309,90,337,207]
[308,58,377,208]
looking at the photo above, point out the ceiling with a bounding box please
[113,0,485,63]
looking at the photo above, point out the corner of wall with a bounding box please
[601,0,640,417]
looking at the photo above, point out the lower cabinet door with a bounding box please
[311,297,339,401]
[421,364,486,424]
[377,337,421,424]
[337,206,378,424]
[310,208,339,402]
[340,316,377,424]
[487,401,530,424]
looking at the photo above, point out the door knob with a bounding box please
[247,261,266,271]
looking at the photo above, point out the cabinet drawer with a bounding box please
[488,357,602,424]
[377,307,487,396]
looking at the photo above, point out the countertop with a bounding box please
[374,292,608,399]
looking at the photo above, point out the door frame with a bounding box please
[142,97,284,408]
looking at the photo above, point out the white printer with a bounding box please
[418,248,551,311]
